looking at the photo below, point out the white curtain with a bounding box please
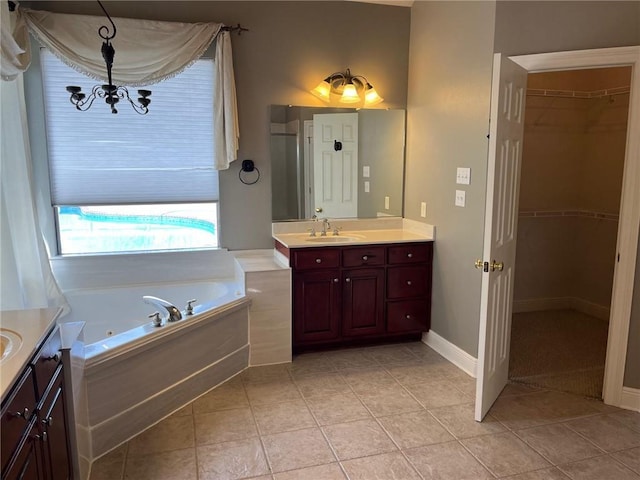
[0,74,67,311]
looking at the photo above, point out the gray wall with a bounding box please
[23,0,411,250]
[406,0,640,387]
[405,1,497,357]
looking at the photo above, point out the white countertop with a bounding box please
[273,218,435,249]
[274,228,434,249]
[0,307,62,399]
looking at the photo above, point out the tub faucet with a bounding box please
[143,296,182,322]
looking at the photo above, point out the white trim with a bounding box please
[422,330,477,378]
[620,387,640,412]
[510,46,640,409]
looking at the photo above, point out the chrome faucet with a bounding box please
[143,296,183,322]
[321,218,331,236]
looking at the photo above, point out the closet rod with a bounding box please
[221,24,249,35]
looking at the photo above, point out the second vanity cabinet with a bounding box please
[287,241,433,351]
[1,325,72,480]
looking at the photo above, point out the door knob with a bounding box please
[315,207,323,213]
[474,259,485,269]
[490,260,504,272]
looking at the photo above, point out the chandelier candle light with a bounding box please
[311,68,384,107]
[66,0,151,114]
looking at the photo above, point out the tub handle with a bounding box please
[186,299,197,316]
[148,312,162,327]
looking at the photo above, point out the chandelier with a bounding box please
[65,1,151,115]
[311,68,384,107]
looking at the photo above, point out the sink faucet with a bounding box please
[143,296,182,322]
[321,218,331,236]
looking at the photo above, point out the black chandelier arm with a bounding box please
[96,0,117,41]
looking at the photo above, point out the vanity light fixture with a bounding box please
[311,68,384,106]
[66,0,151,115]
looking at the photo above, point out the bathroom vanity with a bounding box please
[1,309,74,480]
[273,219,434,352]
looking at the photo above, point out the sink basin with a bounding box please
[0,328,22,364]
[305,235,364,243]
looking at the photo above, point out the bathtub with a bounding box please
[61,280,242,355]
[60,278,251,461]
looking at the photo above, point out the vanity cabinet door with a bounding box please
[2,418,43,480]
[39,365,71,480]
[342,268,385,337]
[293,269,341,344]
[1,368,37,473]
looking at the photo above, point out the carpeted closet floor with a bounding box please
[509,309,609,399]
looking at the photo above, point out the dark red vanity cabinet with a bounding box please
[1,326,73,480]
[286,241,433,351]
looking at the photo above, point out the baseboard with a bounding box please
[513,297,610,321]
[620,387,640,412]
[422,330,477,378]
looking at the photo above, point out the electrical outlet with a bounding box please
[385,196,390,210]
[420,202,427,218]
[455,190,466,207]
[456,167,471,185]
[364,181,370,193]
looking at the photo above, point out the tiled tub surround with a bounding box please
[88,342,640,480]
[52,249,291,465]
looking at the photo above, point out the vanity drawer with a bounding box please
[32,326,62,399]
[388,243,432,265]
[343,246,385,267]
[292,248,340,270]
[1,368,37,472]
[387,266,430,299]
[386,300,430,333]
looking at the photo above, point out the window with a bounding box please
[40,50,219,254]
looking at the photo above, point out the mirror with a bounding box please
[271,105,405,221]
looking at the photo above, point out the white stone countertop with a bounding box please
[273,218,435,249]
[0,307,62,399]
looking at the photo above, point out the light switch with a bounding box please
[420,202,427,217]
[364,181,370,193]
[363,166,370,178]
[456,167,471,185]
[385,196,390,210]
[455,190,466,207]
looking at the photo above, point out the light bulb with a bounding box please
[340,83,360,103]
[311,79,332,102]
[364,84,384,106]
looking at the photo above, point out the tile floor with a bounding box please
[89,342,640,480]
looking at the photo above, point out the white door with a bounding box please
[475,54,528,421]
[313,113,358,218]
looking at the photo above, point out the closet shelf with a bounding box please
[527,85,630,99]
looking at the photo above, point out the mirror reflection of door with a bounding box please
[312,113,359,218]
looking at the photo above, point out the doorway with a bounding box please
[475,46,640,419]
[509,67,632,399]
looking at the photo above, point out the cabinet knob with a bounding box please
[315,258,322,264]
[42,431,48,442]
[13,407,29,419]
[407,253,413,258]
[333,278,339,283]
[46,351,62,363]
[42,415,54,427]
[345,278,351,283]
[362,255,368,261]
[406,314,411,319]
[407,280,412,285]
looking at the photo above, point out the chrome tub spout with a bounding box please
[143,295,183,322]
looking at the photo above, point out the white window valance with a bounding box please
[1,5,239,169]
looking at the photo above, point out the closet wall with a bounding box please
[513,67,631,319]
